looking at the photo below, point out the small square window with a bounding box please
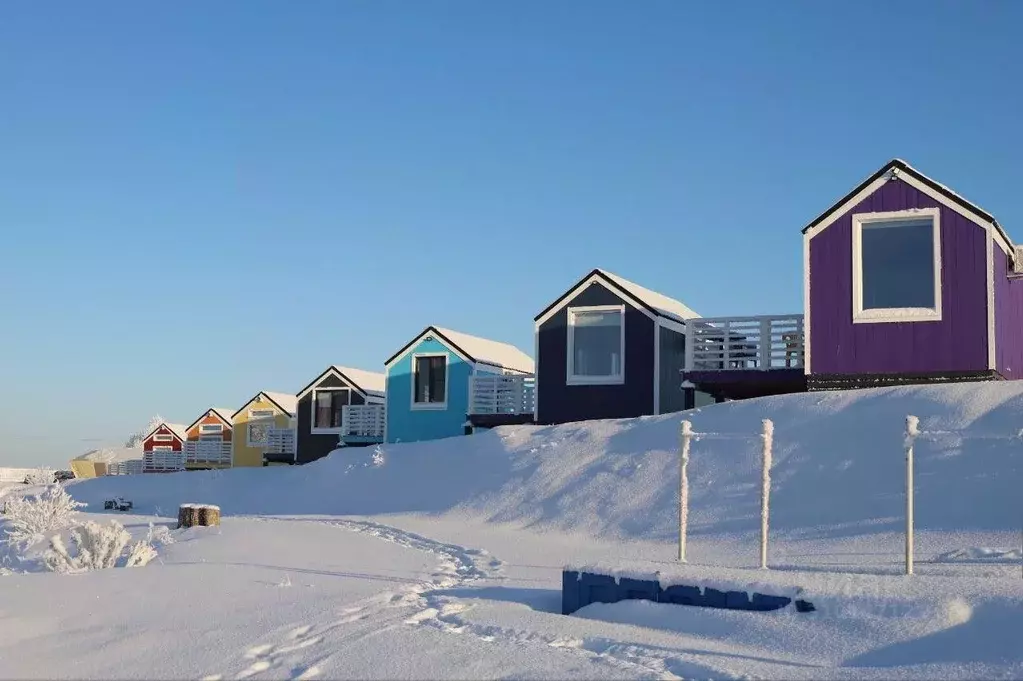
[567,306,625,384]
[852,209,942,324]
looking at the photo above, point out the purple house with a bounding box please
[684,159,1023,400]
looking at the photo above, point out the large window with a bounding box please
[313,388,350,430]
[247,409,275,446]
[852,208,941,323]
[567,305,625,384]
[412,354,447,408]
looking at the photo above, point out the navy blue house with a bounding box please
[534,268,713,425]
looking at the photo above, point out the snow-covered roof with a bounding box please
[73,447,143,464]
[331,366,386,397]
[211,408,235,424]
[142,421,188,443]
[597,269,700,321]
[260,391,298,416]
[165,423,188,441]
[432,327,535,374]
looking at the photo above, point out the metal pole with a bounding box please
[679,420,693,563]
[905,415,919,576]
[760,418,774,570]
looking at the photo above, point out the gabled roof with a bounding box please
[384,326,535,374]
[232,391,298,419]
[73,447,143,463]
[803,159,1015,255]
[142,421,187,443]
[534,268,700,325]
[296,365,387,400]
[184,407,235,433]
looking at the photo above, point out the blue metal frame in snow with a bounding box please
[561,570,815,616]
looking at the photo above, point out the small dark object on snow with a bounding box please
[177,503,221,528]
[103,497,133,512]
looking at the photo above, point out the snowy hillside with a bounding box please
[4,383,1022,680]
[70,383,1023,542]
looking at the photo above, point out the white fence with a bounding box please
[106,459,143,476]
[264,428,296,457]
[342,404,386,438]
[685,314,804,372]
[143,450,185,473]
[469,374,536,415]
[183,440,232,466]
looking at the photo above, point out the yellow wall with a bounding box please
[70,460,104,478]
[231,395,293,467]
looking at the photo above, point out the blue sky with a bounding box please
[2,1,1021,466]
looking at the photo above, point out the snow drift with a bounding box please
[67,383,1023,541]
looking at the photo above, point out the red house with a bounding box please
[142,421,188,473]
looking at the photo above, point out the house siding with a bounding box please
[659,325,688,414]
[808,179,988,376]
[186,411,233,442]
[232,396,293,467]
[385,337,472,444]
[995,248,1023,380]
[536,281,654,425]
[143,425,182,452]
[296,376,367,464]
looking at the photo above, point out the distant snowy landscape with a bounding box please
[2,383,1021,680]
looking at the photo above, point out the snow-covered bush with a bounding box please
[1,485,87,548]
[43,519,159,573]
[23,467,56,486]
[124,414,165,448]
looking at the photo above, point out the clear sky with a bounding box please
[2,1,1021,466]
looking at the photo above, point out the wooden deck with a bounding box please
[683,314,807,401]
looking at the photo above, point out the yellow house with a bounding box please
[231,391,298,467]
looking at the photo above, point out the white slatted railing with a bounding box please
[264,428,296,456]
[469,374,536,415]
[685,315,805,371]
[184,440,232,466]
[341,404,386,438]
[106,459,144,476]
[143,450,185,472]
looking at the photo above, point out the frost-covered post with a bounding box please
[759,418,774,570]
[904,415,919,576]
[678,420,693,563]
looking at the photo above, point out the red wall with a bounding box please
[143,425,183,452]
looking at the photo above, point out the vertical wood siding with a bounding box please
[536,281,654,425]
[658,325,688,414]
[296,374,366,464]
[809,179,988,375]
[995,250,1023,380]
[186,411,233,442]
[143,425,182,452]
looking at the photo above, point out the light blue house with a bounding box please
[383,326,536,444]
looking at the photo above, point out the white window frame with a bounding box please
[151,445,174,452]
[199,423,223,434]
[311,387,350,434]
[153,433,174,442]
[410,352,449,411]
[852,208,942,324]
[246,409,276,447]
[566,304,626,385]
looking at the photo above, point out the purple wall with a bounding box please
[995,250,1023,380]
[809,180,988,375]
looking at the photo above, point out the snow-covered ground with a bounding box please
[2,384,1021,680]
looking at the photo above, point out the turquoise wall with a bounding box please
[385,337,473,444]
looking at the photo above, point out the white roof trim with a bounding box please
[385,328,472,369]
[535,270,699,328]
[806,163,1015,256]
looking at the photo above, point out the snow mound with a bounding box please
[67,383,1023,541]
